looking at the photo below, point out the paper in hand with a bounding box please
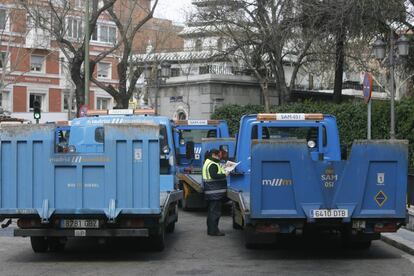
[222,161,240,174]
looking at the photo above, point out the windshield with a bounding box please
[180,129,217,143]
[252,126,326,146]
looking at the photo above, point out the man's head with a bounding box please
[210,148,220,160]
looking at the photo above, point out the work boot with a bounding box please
[208,231,225,236]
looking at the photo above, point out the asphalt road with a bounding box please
[0,211,414,276]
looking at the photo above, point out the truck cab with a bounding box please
[173,119,234,210]
[64,110,176,184]
[173,119,230,172]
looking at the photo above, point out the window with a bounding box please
[180,129,217,143]
[67,17,83,39]
[0,52,6,69]
[95,127,104,143]
[195,39,202,52]
[99,25,116,44]
[0,91,10,111]
[75,0,83,8]
[92,25,116,44]
[96,97,109,110]
[97,62,111,79]
[171,68,180,77]
[30,55,45,72]
[29,94,44,111]
[63,93,76,111]
[0,9,7,30]
[217,37,224,51]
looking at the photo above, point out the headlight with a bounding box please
[68,145,76,153]
[307,140,316,148]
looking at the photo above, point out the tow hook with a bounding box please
[1,219,12,229]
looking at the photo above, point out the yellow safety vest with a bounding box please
[202,159,225,182]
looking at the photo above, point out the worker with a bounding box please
[202,148,228,236]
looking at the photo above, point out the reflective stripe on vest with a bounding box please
[202,159,225,181]
[204,189,227,195]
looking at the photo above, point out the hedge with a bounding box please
[211,99,414,166]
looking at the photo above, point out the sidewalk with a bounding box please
[381,207,414,255]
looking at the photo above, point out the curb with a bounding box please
[381,233,414,256]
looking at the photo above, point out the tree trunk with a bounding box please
[260,81,270,112]
[333,28,346,104]
[277,63,290,105]
[70,60,85,115]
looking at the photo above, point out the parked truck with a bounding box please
[228,113,408,248]
[173,119,235,209]
[0,109,182,252]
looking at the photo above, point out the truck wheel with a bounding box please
[244,225,258,249]
[30,237,49,253]
[48,238,66,252]
[166,222,175,233]
[151,227,165,251]
[351,241,371,250]
[232,203,243,230]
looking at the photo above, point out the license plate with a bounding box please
[311,209,348,218]
[61,219,99,229]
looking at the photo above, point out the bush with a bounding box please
[211,98,414,166]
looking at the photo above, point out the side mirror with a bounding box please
[185,141,195,160]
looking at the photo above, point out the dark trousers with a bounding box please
[207,200,222,234]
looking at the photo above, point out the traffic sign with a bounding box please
[79,105,88,117]
[363,72,373,103]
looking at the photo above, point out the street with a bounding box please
[0,211,413,276]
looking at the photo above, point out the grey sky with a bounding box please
[154,0,193,24]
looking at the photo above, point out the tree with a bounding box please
[19,0,119,113]
[300,0,405,103]
[91,0,159,108]
[193,0,315,108]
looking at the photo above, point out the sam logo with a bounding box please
[321,166,338,188]
[262,178,293,187]
[194,147,201,160]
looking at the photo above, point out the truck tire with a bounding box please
[30,237,49,253]
[151,226,165,251]
[244,225,259,249]
[351,241,371,250]
[232,203,243,230]
[166,222,175,233]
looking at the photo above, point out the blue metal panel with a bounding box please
[248,140,408,221]
[0,123,161,221]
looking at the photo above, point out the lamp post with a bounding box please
[373,31,410,139]
[144,62,171,115]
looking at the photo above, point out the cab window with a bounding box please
[180,129,217,143]
[55,128,70,153]
[95,127,104,143]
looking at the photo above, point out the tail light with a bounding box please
[17,219,42,228]
[119,218,144,228]
[374,222,398,233]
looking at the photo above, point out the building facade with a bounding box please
[0,0,183,122]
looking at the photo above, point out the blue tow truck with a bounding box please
[228,113,408,248]
[0,109,182,252]
[173,119,234,210]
